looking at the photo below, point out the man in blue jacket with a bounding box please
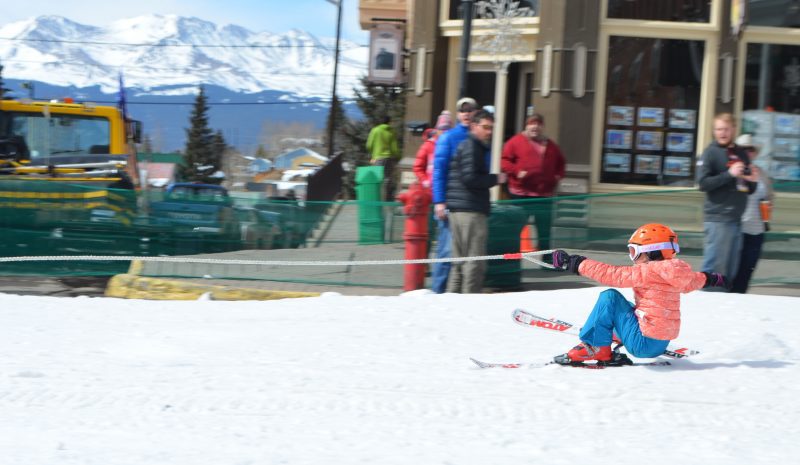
[430,97,478,293]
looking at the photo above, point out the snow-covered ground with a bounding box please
[1,287,798,465]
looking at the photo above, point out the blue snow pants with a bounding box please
[431,217,451,294]
[579,289,669,359]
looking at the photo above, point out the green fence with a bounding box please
[2,179,799,291]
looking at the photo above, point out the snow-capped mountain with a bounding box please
[0,14,367,98]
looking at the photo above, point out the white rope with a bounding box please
[0,250,557,269]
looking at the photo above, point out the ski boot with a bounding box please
[595,344,633,367]
[553,342,612,366]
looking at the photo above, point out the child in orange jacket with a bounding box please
[550,223,729,365]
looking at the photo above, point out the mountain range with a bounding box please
[0,15,368,152]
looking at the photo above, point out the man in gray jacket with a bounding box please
[445,110,507,293]
[698,113,756,282]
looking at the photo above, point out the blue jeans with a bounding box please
[701,221,743,279]
[431,218,451,293]
[579,289,669,358]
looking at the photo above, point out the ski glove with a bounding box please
[703,272,730,289]
[552,250,586,275]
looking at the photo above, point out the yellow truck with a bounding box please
[0,98,144,245]
[0,98,141,188]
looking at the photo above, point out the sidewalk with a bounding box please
[105,203,800,299]
[105,243,800,299]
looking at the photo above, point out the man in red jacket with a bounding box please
[501,114,565,251]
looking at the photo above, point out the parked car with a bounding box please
[254,198,305,249]
[234,206,279,249]
[146,183,240,252]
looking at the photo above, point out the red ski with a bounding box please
[511,309,700,359]
[470,357,671,370]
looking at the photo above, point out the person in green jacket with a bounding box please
[366,116,400,201]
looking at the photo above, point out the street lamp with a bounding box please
[326,0,344,158]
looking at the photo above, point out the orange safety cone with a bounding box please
[520,225,536,253]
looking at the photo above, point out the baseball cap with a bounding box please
[456,97,477,112]
[735,134,760,150]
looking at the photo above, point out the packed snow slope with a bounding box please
[1,287,798,465]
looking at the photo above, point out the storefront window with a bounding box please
[607,0,710,22]
[748,0,800,27]
[601,36,705,186]
[741,42,800,189]
[448,0,539,21]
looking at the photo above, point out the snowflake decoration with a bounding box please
[472,0,535,66]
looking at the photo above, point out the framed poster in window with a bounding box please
[607,106,634,125]
[664,156,692,176]
[668,109,697,129]
[666,132,694,152]
[771,161,800,181]
[605,129,632,149]
[636,131,663,151]
[637,107,665,127]
[775,114,800,135]
[635,154,662,175]
[774,138,800,156]
[603,153,631,173]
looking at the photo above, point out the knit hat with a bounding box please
[435,111,453,130]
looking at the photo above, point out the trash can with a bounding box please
[484,204,528,289]
[355,166,385,244]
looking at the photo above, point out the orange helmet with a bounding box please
[627,223,680,261]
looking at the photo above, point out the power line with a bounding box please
[76,98,358,106]
[0,36,368,49]
[0,57,365,77]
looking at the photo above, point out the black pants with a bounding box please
[508,194,554,251]
[373,158,398,202]
[731,233,764,294]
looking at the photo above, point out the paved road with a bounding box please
[0,276,110,297]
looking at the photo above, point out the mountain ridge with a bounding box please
[0,14,367,98]
[0,15,368,153]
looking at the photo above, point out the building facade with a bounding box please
[359,0,800,197]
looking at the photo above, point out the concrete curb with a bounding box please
[105,273,320,301]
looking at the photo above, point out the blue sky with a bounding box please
[0,0,368,43]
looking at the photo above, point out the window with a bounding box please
[600,36,705,186]
[741,42,800,188]
[448,0,539,21]
[6,113,111,161]
[607,0,710,22]
[748,0,800,28]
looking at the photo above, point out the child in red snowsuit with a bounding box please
[550,223,729,364]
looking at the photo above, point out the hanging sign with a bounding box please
[368,24,405,85]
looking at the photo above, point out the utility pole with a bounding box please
[327,0,344,158]
[458,0,475,98]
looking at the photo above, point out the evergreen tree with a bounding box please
[336,77,406,197]
[179,86,216,183]
[211,129,227,176]
[0,62,12,100]
[255,144,268,158]
[141,134,154,154]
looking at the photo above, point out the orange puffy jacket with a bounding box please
[578,258,707,340]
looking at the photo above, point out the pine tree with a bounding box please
[337,77,406,197]
[179,86,216,183]
[255,144,268,158]
[211,130,227,177]
[141,134,154,154]
[0,62,12,100]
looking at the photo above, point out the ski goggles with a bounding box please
[627,242,680,261]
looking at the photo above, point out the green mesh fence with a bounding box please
[1,179,799,291]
